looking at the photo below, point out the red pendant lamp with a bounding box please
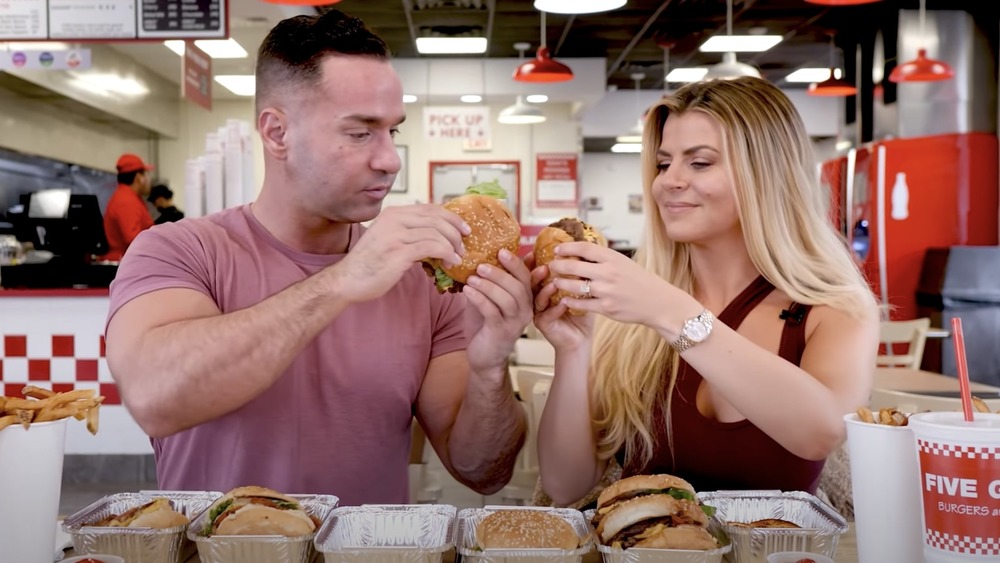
[804,0,881,5]
[889,0,954,83]
[809,35,857,97]
[514,10,573,82]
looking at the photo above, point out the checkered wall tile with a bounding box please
[1,334,120,405]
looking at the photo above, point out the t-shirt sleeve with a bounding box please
[106,222,216,330]
[429,290,467,359]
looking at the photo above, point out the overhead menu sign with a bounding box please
[0,0,48,40]
[0,0,227,41]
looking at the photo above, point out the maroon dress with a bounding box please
[617,276,825,493]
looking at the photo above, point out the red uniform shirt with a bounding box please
[102,184,153,261]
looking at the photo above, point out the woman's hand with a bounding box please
[531,264,594,352]
[547,242,679,327]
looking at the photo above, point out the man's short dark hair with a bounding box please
[148,184,173,203]
[255,10,389,112]
[118,171,140,186]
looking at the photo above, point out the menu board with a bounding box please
[49,0,136,39]
[0,0,227,41]
[0,0,48,40]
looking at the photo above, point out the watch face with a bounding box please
[685,320,710,342]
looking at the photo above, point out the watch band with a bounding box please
[670,309,714,353]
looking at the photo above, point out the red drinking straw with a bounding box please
[951,317,974,422]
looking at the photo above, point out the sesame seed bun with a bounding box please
[476,510,579,550]
[423,194,520,293]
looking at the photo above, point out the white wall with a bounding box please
[387,101,581,224]
[579,152,644,248]
[0,94,154,173]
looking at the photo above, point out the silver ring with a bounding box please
[581,279,592,297]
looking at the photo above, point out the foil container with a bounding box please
[455,506,593,563]
[187,493,339,563]
[583,509,732,563]
[316,504,457,563]
[697,491,848,563]
[62,490,222,563]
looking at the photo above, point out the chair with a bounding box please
[408,421,443,503]
[499,369,553,505]
[876,318,931,370]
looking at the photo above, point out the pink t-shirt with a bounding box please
[107,205,467,505]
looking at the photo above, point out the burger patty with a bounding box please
[550,218,586,241]
[609,514,704,548]
[592,488,694,527]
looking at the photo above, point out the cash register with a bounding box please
[0,189,116,289]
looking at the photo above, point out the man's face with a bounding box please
[278,56,405,224]
[137,172,152,197]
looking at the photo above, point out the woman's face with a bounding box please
[650,111,741,244]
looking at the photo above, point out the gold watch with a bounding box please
[670,309,714,352]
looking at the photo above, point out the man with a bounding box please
[148,185,185,224]
[105,10,530,506]
[102,153,154,261]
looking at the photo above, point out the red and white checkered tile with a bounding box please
[1,334,120,405]
[927,529,1000,556]
[918,439,1000,460]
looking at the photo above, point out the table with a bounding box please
[872,367,1000,412]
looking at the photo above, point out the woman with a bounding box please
[533,77,879,507]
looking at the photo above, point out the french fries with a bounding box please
[856,406,909,426]
[0,386,103,434]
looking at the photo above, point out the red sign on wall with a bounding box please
[536,153,578,207]
[183,40,212,111]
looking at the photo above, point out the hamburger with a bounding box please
[532,217,607,315]
[422,180,520,294]
[476,509,579,550]
[201,486,319,537]
[592,474,719,550]
[92,497,189,529]
[729,518,801,529]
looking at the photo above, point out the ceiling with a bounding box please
[105,0,997,99]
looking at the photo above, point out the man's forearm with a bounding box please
[446,364,526,494]
[112,268,350,437]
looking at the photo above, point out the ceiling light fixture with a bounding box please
[460,94,482,103]
[533,0,627,14]
[215,75,255,96]
[525,94,549,103]
[666,68,709,83]
[514,11,573,83]
[500,44,548,125]
[163,38,247,59]
[611,143,643,153]
[498,96,546,124]
[809,35,857,96]
[702,0,762,80]
[402,94,418,103]
[415,37,488,55]
[699,35,782,53]
[786,67,843,83]
[889,0,953,83]
[805,0,881,5]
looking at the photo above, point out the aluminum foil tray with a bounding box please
[316,504,457,563]
[697,491,848,563]
[583,508,732,563]
[187,493,339,563]
[62,490,222,563]
[455,506,593,563]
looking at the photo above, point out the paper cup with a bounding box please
[843,413,924,563]
[0,418,68,563]
[909,412,1000,563]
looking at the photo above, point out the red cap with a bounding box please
[116,153,154,174]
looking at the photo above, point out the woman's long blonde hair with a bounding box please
[591,77,876,467]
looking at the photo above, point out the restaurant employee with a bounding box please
[102,153,154,261]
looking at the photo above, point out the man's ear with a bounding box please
[259,107,289,160]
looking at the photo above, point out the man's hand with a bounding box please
[462,249,535,373]
[334,205,470,304]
